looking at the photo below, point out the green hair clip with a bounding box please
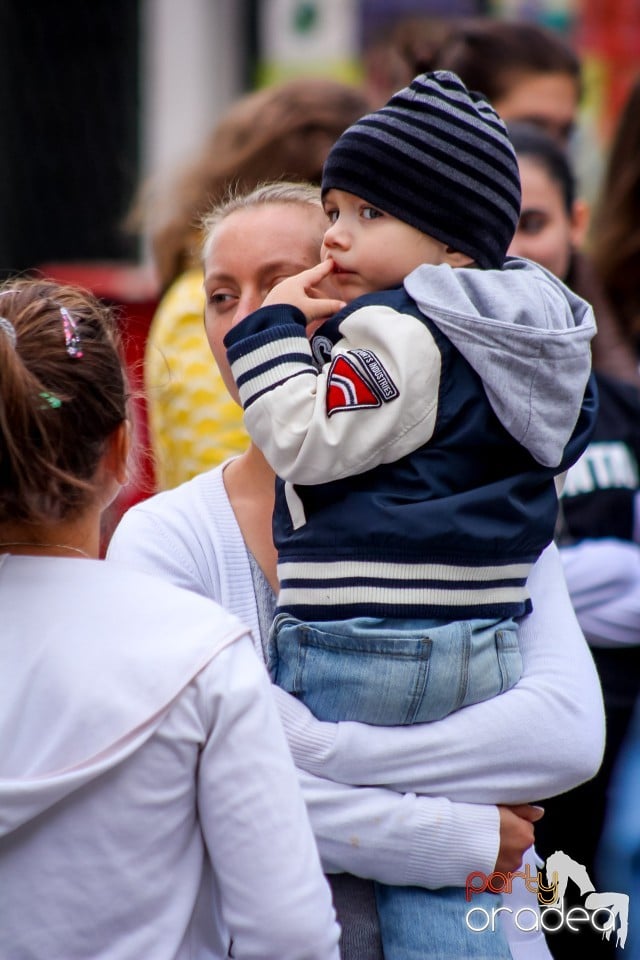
[39,391,62,409]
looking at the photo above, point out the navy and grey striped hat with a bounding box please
[321,71,521,269]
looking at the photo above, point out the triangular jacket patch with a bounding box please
[326,354,381,414]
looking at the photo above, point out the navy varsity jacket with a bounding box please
[225,262,597,623]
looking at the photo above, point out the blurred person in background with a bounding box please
[585,74,640,959]
[507,120,640,387]
[136,77,369,490]
[589,75,640,361]
[507,119,640,959]
[431,19,581,147]
[363,17,582,149]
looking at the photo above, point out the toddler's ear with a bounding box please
[444,247,475,268]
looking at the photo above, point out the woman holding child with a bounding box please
[221,70,598,960]
[110,165,603,958]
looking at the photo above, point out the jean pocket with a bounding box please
[441,619,522,713]
[272,619,433,726]
[495,626,523,693]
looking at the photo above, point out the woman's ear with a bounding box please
[105,421,131,488]
[94,420,130,511]
[570,198,590,251]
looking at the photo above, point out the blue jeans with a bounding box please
[269,614,520,958]
[376,885,511,959]
[268,614,522,724]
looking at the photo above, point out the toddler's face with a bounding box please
[321,189,453,302]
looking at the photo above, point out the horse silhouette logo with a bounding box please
[545,850,629,949]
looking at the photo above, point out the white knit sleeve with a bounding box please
[298,768,499,888]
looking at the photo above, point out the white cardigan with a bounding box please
[108,463,605,887]
[0,555,340,960]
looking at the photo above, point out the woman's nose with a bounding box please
[232,291,263,326]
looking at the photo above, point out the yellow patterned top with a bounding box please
[144,267,249,490]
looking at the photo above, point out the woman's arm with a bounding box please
[560,538,640,647]
[298,768,501,888]
[300,770,538,888]
[274,543,605,803]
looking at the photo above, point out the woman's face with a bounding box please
[494,72,579,147]
[507,155,587,281]
[204,203,326,403]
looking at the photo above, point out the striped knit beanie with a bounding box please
[321,71,521,269]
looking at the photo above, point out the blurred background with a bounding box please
[1,0,638,278]
[2,0,638,517]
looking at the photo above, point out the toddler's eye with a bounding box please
[325,209,339,224]
[362,206,383,220]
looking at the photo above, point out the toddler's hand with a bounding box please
[262,260,346,330]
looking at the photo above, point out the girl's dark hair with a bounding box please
[431,18,582,104]
[590,77,640,343]
[0,278,127,524]
[507,120,576,212]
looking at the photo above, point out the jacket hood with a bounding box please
[404,257,597,467]
[0,556,246,836]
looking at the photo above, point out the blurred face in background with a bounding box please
[494,72,580,147]
[507,154,588,280]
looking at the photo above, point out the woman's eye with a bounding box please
[362,206,383,220]
[208,291,235,310]
[518,212,547,236]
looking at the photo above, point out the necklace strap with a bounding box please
[0,541,91,559]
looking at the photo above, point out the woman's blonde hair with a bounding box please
[201,181,323,261]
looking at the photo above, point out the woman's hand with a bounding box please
[262,259,346,329]
[495,804,544,872]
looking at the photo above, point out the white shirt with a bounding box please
[0,555,340,960]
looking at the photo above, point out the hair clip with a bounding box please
[39,391,62,409]
[60,307,83,359]
[0,316,17,348]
